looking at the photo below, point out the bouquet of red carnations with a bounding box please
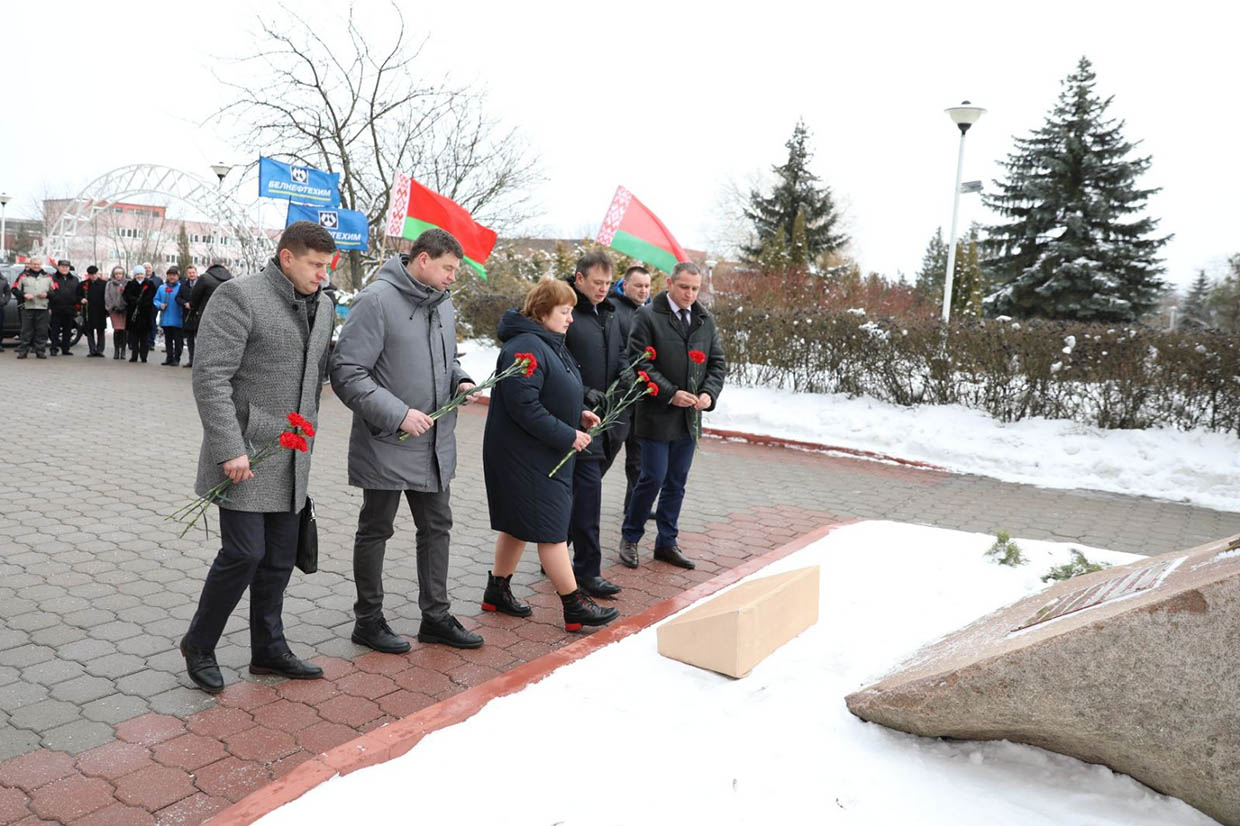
[398,352,538,441]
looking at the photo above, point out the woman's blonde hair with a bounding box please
[521,277,576,321]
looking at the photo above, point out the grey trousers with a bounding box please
[353,487,453,624]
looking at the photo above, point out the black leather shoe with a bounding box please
[654,545,696,570]
[352,615,411,654]
[618,539,639,569]
[578,575,622,598]
[180,637,224,694]
[417,615,484,649]
[249,652,324,680]
[560,590,620,632]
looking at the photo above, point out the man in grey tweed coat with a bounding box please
[180,222,336,693]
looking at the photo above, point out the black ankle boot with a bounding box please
[560,589,620,632]
[482,571,532,617]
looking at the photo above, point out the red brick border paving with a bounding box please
[0,504,845,826]
[211,518,851,825]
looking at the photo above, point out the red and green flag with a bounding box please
[385,172,497,279]
[596,186,690,274]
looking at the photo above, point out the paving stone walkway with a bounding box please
[1,353,1237,825]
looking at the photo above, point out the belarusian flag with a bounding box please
[385,172,497,279]
[596,186,690,274]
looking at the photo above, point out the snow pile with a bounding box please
[456,340,1239,513]
[260,522,1216,825]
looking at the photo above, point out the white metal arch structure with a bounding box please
[44,164,272,272]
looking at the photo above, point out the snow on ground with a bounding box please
[260,521,1218,826]
[458,340,1240,513]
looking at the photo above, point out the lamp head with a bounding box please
[946,100,987,134]
[210,163,232,184]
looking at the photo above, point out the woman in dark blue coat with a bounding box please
[481,279,620,632]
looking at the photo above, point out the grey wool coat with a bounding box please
[193,259,333,513]
[329,255,472,492]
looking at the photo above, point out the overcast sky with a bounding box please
[3,0,1236,288]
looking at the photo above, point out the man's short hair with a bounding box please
[623,265,650,280]
[409,228,464,262]
[522,277,577,321]
[574,249,614,278]
[671,261,701,280]
[277,221,337,258]
[166,265,180,276]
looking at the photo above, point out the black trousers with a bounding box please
[49,311,74,353]
[127,329,150,361]
[569,458,606,579]
[186,331,196,363]
[18,309,49,355]
[186,507,301,658]
[353,488,454,623]
[163,326,184,363]
[86,322,106,355]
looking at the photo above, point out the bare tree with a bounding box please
[213,2,542,287]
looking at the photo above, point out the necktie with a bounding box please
[680,308,691,328]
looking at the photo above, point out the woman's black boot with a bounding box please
[560,589,619,632]
[482,571,532,618]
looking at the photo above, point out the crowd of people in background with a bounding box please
[2,258,234,362]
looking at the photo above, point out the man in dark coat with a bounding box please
[180,222,336,693]
[563,251,629,597]
[0,270,9,353]
[330,229,483,652]
[47,259,80,356]
[178,265,198,367]
[609,265,653,524]
[186,263,232,365]
[619,262,727,570]
[82,266,108,357]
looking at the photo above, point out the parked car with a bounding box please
[1,264,84,346]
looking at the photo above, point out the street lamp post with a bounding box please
[0,193,10,264]
[941,101,986,324]
[209,163,233,265]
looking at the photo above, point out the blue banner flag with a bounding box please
[259,156,341,205]
[286,202,369,251]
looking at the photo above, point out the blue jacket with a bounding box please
[154,282,184,327]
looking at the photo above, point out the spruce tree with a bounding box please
[983,57,1170,322]
[1207,254,1240,333]
[177,223,192,274]
[744,120,847,264]
[914,227,949,299]
[1178,270,1213,330]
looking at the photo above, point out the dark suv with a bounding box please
[2,264,84,346]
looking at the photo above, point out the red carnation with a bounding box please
[515,352,538,377]
[689,349,707,364]
[644,346,657,360]
[279,432,309,452]
[637,370,650,382]
[646,382,659,397]
[287,412,316,438]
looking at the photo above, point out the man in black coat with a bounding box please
[179,265,198,367]
[619,262,726,570]
[609,265,653,521]
[563,251,629,598]
[47,259,80,356]
[186,264,233,360]
[82,266,108,357]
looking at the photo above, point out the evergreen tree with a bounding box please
[177,223,192,274]
[1207,254,1240,333]
[744,119,848,263]
[758,226,788,271]
[914,227,949,300]
[1178,270,1213,330]
[788,207,810,268]
[951,236,986,320]
[983,57,1170,322]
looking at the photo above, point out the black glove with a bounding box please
[585,388,606,409]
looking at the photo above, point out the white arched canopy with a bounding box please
[44,164,272,271]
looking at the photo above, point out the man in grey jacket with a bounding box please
[180,222,336,693]
[330,228,484,652]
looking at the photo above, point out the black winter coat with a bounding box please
[184,265,232,333]
[627,292,727,442]
[84,278,108,324]
[122,279,158,335]
[483,310,585,543]
[611,289,642,343]
[563,282,630,462]
[48,273,80,314]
